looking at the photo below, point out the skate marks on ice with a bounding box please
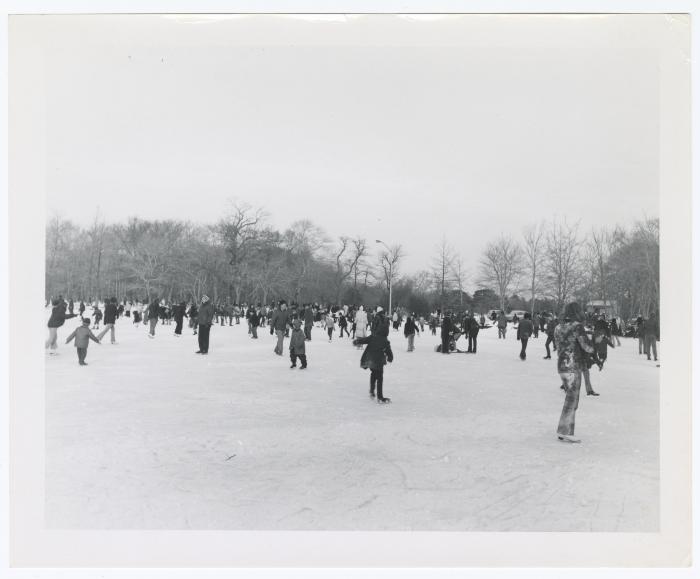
[45,320,658,531]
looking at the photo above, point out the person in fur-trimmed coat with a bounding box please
[353,322,394,403]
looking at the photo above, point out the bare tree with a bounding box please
[478,235,523,311]
[451,255,469,310]
[431,237,455,311]
[332,236,367,303]
[283,220,330,303]
[544,218,584,313]
[522,222,546,317]
[217,202,267,303]
[377,243,404,312]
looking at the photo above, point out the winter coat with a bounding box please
[188,304,198,320]
[355,309,368,328]
[147,302,160,320]
[441,316,453,337]
[289,328,306,354]
[103,303,118,325]
[554,321,596,374]
[198,302,215,326]
[304,308,314,325]
[47,303,75,328]
[403,318,420,337]
[466,317,480,337]
[497,314,507,329]
[517,319,534,339]
[371,313,387,334]
[355,334,394,370]
[65,325,100,348]
[172,304,186,321]
[546,319,559,337]
[249,311,260,327]
[270,309,291,332]
[644,317,659,339]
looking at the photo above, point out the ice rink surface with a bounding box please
[45,314,659,531]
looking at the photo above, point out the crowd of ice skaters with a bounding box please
[45,295,660,443]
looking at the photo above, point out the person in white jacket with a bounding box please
[355,305,368,339]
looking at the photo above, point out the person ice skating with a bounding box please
[65,317,101,365]
[440,312,454,354]
[371,306,388,335]
[97,297,118,344]
[325,312,335,342]
[338,312,349,338]
[465,312,480,353]
[46,298,78,353]
[173,301,187,336]
[609,317,622,346]
[78,300,85,317]
[392,310,400,332]
[353,321,394,403]
[187,302,198,334]
[544,315,558,359]
[644,311,659,361]
[636,315,645,354]
[289,319,308,369]
[497,311,508,339]
[196,295,215,354]
[303,304,314,341]
[249,307,260,339]
[555,302,600,443]
[403,314,420,352]
[270,300,291,355]
[517,312,534,360]
[592,317,615,367]
[92,304,103,330]
[147,298,160,338]
[479,313,486,329]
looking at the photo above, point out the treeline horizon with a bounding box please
[45,202,659,319]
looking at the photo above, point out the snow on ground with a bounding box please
[45,314,659,531]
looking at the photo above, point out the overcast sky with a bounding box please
[42,14,661,277]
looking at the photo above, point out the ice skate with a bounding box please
[557,434,580,443]
[378,397,391,404]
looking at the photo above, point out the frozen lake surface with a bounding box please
[45,314,659,531]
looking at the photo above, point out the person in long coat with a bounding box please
[354,305,368,339]
[403,315,420,352]
[555,302,600,443]
[353,322,394,403]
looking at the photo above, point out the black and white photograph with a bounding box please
[6,5,694,571]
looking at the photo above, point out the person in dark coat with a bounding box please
[517,312,534,360]
[147,298,160,338]
[92,304,103,330]
[403,315,420,352]
[371,306,388,336]
[249,307,260,339]
[353,322,394,403]
[338,312,349,338]
[303,305,314,341]
[196,295,215,354]
[592,317,615,367]
[289,319,308,369]
[78,301,85,317]
[544,316,558,359]
[466,313,480,353]
[440,312,454,354]
[97,297,119,344]
[644,312,659,361]
[46,298,78,353]
[173,301,187,336]
[187,302,198,334]
[270,301,292,355]
[636,315,645,354]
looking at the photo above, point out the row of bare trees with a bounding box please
[45,202,405,307]
[46,206,659,319]
[475,217,659,319]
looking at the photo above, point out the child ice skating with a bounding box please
[65,317,101,365]
[289,319,308,369]
[353,322,394,403]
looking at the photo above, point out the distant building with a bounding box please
[585,300,617,316]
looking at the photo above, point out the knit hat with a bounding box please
[201,295,210,303]
[82,317,91,325]
[376,306,384,313]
